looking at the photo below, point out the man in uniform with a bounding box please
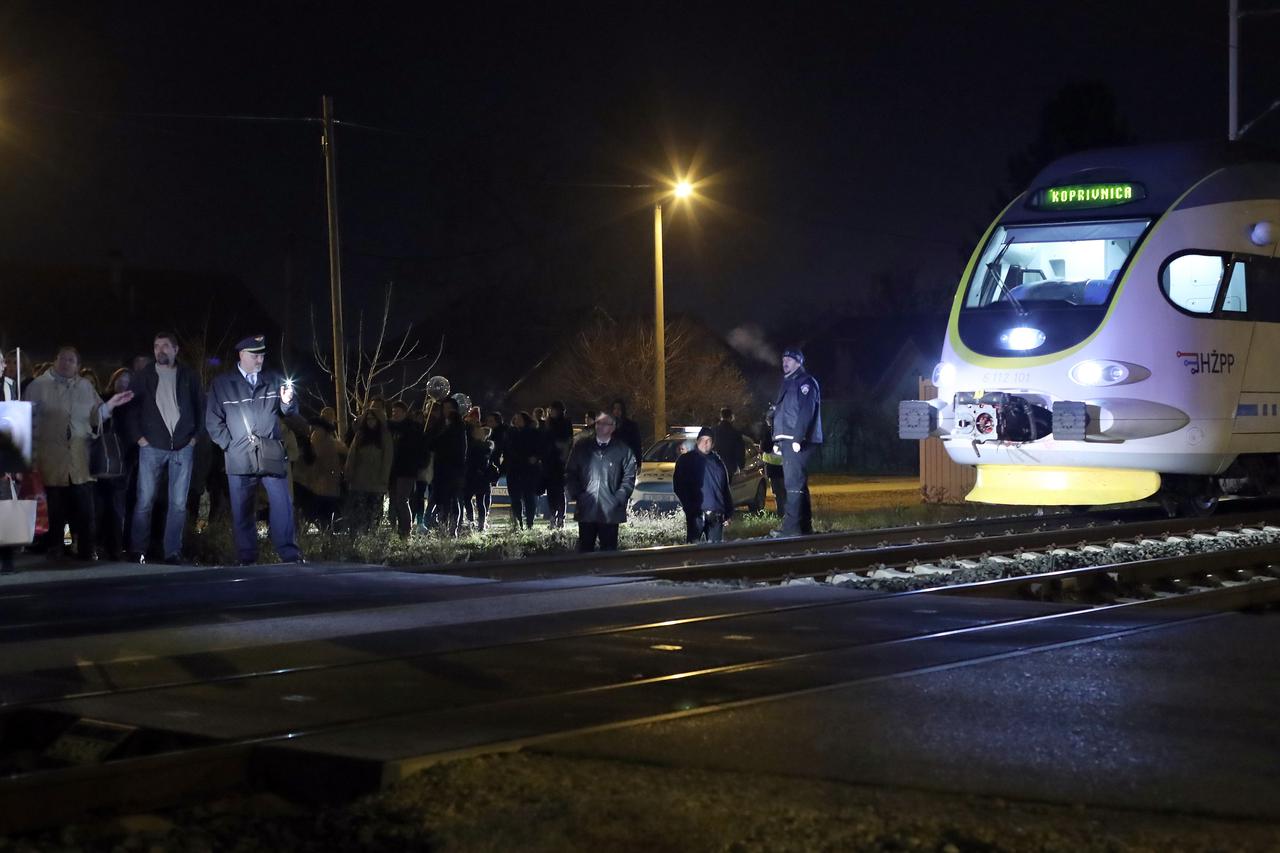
[770,347,822,537]
[205,335,302,565]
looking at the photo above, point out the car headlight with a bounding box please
[1069,359,1141,387]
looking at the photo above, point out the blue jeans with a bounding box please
[227,474,299,563]
[132,444,194,558]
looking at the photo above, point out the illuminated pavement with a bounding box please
[543,611,1280,820]
[2,557,1276,817]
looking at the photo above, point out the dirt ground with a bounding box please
[20,752,1277,852]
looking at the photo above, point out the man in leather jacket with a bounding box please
[565,412,637,552]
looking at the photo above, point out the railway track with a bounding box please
[1,533,1278,833]
[442,499,1280,582]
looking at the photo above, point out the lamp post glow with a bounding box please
[653,179,694,441]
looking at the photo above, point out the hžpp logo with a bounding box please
[1177,350,1234,375]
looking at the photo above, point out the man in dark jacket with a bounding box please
[205,335,302,565]
[542,400,573,528]
[387,400,429,538]
[771,347,822,537]
[565,412,637,552]
[712,407,746,474]
[611,399,644,472]
[428,399,468,536]
[123,331,205,563]
[673,426,734,543]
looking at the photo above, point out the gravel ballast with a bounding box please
[3,752,1277,851]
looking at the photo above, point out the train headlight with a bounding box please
[931,362,955,390]
[998,327,1045,351]
[1070,359,1130,386]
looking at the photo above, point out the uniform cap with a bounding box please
[235,335,267,353]
[697,426,715,439]
[782,347,805,363]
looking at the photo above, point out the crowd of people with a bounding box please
[0,332,822,570]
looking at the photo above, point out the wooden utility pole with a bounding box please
[321,96,349,442]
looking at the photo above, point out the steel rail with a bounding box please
[4,512,1279,716]
[2,550,1276,834]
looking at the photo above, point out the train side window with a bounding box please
[1222,261,1248,313]
[1161,253,1224,314]
[1246,255,1280,322]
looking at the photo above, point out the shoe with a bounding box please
[292,557,308,565]
[767,530,787,539]
[77,550,99,562]
[124,552,146,564]
[164,553,191,566]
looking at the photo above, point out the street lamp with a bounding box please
[653,178,695,441]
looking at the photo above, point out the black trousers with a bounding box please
[545,479,566,527]
[780,444,813,535]
[577,521,619,552]
[509,485,537,529]
[45,482,96,557]
[686,511,725,543]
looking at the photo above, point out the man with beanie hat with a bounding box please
[205,334,303,565]
[673,426,734,543]
[770,347,822,537]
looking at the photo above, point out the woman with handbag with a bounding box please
[93,368,136,560]
[25,347,133,561]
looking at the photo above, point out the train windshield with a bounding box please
[964,220,1150,310]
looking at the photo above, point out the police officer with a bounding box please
[205,335,303,565]
[770,347,822,536]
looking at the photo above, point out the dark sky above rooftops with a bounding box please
[0,1,1276,368]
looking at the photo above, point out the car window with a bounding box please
[643,439,695,462]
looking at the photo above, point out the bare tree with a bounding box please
[177,300,237,389]
[547,312,753,441]
[310,282,444,415]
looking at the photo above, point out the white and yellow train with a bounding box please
[900,142,1280,514]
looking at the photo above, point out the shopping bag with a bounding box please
[17,471,48,537]
[0,478,36,546]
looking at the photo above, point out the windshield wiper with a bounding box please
[985,235,1027,315]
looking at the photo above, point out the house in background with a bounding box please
[795,313,947,474]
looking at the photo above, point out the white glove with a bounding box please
[791,441,801,452]
[772,444,780,455]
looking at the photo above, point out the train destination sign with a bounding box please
[1033,182,1146,210]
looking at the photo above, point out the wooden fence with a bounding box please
[918,379,976,504]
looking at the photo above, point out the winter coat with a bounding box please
[673,449,734,517]
[430,418,468,485]
[772,367,823,446]
[465,433,495,492]
[503,424,543,492]
[388,418,431,479]
[123,363,205,450]
[614,416,645,472]
[205,368,299,475]
[26,372,106,486]
[344,413,394,493]
[542,415,573,486]
[712,420,746,473]
[565,437,637,525]
[300,427,344,498]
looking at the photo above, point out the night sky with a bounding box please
[1,1,1276,378]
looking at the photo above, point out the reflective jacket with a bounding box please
[772,367,823,445]
[205,369,298,476]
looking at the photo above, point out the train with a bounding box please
[899,141,1280,514]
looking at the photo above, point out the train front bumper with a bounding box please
[967,465,1161,505]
